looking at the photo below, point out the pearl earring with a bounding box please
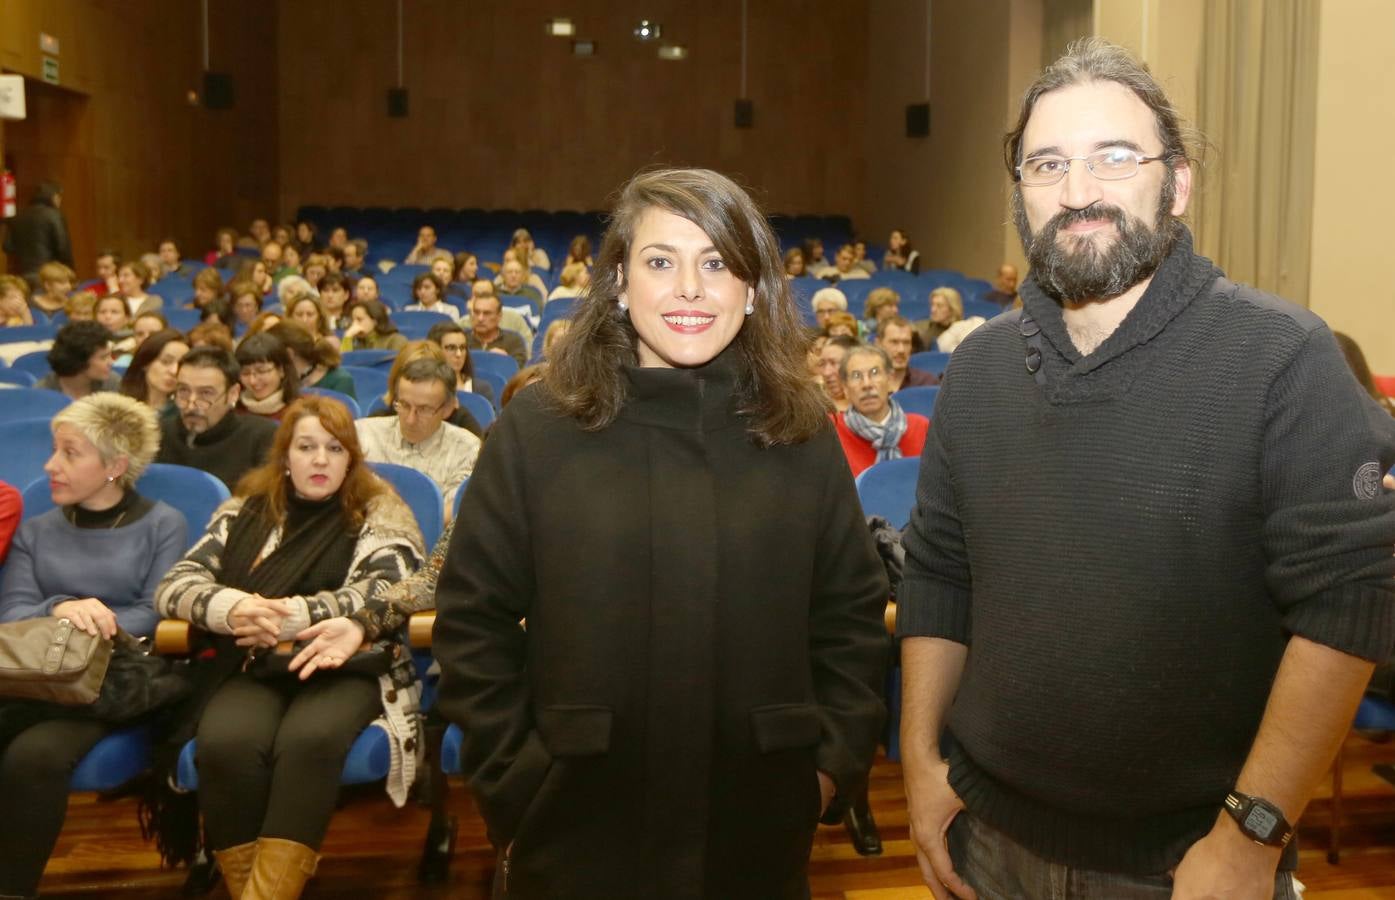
[744,302,754,315]
[105,475,115,484]
[617,300,629,313]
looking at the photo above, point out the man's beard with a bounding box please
[1013,178,1179,303]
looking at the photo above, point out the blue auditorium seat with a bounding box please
[341,349,397,370]
[370,461,444,551]
[0,368,37,387]
[303,386,362,418]
[474,370,507,407]
[457,391,495,430]
[0,418,54,491]
[908,351,952,377]
[176,726,392,792]
[0,323,54,344]
[854,458,922,531]
[452,475,472,519]
[0,388,69,423]
[10,350,53,379]
[342,366,391,407]
[471,352,519,382]
[24,462,230,547]
[441,723,463,775]
[895,386,940,421]
[164,307,202,332]
[395,310,455,339]
[71,726,152,791]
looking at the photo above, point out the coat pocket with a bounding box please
[749,703,823,753]
[535,704,613,757]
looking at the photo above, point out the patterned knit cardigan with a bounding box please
[154,489,426,805]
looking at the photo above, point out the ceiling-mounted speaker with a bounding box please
[734,99,754,129]
[906,102,930,138]
[203,72,234,110]
[388,88,409,118]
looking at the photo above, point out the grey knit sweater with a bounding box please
[898,228,1395,874]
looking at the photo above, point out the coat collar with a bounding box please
[619,351,743,432]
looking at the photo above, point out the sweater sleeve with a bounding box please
[809,432,891,797]
[273,534,419,639]
[897,377,973,643]
[113,505,188,637]
[0,519,56,622]
[431,401,541,847]
[0,482,20,567]
[155,500,255,633]
[1262,326,1395,662]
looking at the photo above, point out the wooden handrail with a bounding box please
[154,619,192,655]
[409,611,436,649]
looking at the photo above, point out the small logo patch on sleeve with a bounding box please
[1353,462,1381,500]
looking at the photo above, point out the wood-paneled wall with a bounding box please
[278,0,870,219]
[0,0,278,279]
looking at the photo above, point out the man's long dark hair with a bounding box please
[545,167,827,447]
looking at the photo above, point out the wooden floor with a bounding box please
[38,731,1395,898]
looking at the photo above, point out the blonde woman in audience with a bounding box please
[191,267,226,310]
[155,396,423,900]
[0,393,185,900]
[116,260,162,318]
[341,299,408,352]
[547,262,590,301]
[862,287,901,336]
[510,227,550,271]
[302,253,329,291]
[784,247,807,278]
[229,279,263,331]
[921,286,985,353]
[541,319,571,358]
[822,310,860,340]
[63,289,98,322]
[32,262,76,319]
[119,328,189,410]
[0,275,34,326]
[566,234,593,267]
[287,291,337,343]
[429,255,456,297]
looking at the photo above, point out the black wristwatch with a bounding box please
[1223,791,1294,847]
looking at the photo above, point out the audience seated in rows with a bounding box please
[154,396,425,900]
[31,262,76,320]
[343,299,408,352]
[0,394,186,899]
[464,291,527,366]
[831,343,930,477]
[548,262,590,301]
[38,321,121,398]
[119,328,189,411]
[920,286,986,353]
[403,225,450,265]
[878,316,939,391]
[95,295,136,355]
[0,275,34,326]
[132,310,170,346]
[784,247,806,278]
[365,339,486,436]
[236,332,300,420]
[157,238,197,279]
[356,356,480,513]
[510,227,551,271]
[404,272,462,318]
[427,321,497,409]
[820,243,869,282]
[881,228,921,273]
[63,289,98,322]
[158,346,276,489]
[269,319,357,398]
[862,287,900,336]
[495,256,545,309]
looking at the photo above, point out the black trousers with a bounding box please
[196,671,381,851]
[0,717,109,894]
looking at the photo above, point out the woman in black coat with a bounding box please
[432,167,889,900]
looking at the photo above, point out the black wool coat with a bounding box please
[433,358,889,900]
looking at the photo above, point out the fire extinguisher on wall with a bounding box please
[1,170,16,219]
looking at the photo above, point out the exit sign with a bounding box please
[41,56,59,85]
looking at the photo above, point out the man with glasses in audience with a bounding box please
[157,347,277,489]
[355,357,480,515]
[832,343,929,478]
[899,39,1395,900]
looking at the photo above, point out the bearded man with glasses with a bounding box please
[157,346,277,489]
[898,38,1395,900]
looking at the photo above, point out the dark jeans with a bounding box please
[196,671,381,851]
[0,717,109,895]
[948,813,1299,900]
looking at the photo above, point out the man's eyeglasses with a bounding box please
[1016,147,1165,187]
[393,399,449,419]
[844,367,887,385]
[440,343,468,354]
[174,386,230,408]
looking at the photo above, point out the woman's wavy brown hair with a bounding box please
[234,395,390,530]
[545,167,827,447]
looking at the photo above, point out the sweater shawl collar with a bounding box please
[1018,225,1221,399]
[619,352,742,432]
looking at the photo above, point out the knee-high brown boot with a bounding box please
[242,837,319,900]
[213,841,258,898]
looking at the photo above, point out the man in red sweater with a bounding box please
[832,343,930,477]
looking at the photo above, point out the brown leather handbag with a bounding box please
[0,616,114,705]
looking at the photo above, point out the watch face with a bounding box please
[1244,805,1279,837]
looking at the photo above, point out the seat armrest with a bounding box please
[884,600,897,637]
[154,619,192,655]
[409,611,436,649]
